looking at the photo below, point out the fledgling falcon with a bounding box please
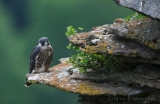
[25,37,53,87]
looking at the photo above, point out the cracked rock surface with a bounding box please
[114,0,160,20]
[68,18,160,65]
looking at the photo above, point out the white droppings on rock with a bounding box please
[56,66,73,79]
[121,45,125,48]
[104,37,108,40]
[73,68,80,74]
[70,80,77,83]
[43,77,52,81]
[55,68,59,71]
[66,84,71,86]
[87,69,92,72]
[57,72,69,79]
[92,39,100,44]
[28,74,39,80]
[27,73,54,83]
[90,31,96,34]
[99,35,108,39]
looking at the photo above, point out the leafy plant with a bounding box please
[65,26,83,52]
[65,26,83,37]
[65,26,77,37]
[70,52,117,73]
[124,12,146,21]
[65,26,134,73]
[70,52,134,73]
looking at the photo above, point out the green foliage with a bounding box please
[65,26,77,37]
[70,52,133,73]
[65,26,134,73]
[65,26,83,37]
[70,52,116,73]
[124,12,146,21]
[66,26,83,52]
[78,27,83,30]
[66,43,80,52]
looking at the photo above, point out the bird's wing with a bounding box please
[29,45,41,73]
[35,47,45,70]
[45,45,53,67]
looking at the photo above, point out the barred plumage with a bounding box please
[34,45,53,73]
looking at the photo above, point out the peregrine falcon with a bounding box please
[25,37,53,87]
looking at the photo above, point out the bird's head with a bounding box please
[39,37,50,46]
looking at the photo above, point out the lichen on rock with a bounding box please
[111,18,160,50]
[68,19,160,65]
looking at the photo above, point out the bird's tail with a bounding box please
[25,82,31,87]
[25,78,31,87]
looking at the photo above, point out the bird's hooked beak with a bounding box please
[45,42,48,45]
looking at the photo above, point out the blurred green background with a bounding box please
[0,0,134,104]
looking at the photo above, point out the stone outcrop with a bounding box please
[26,58,160,96]
[111,18,160,50]
[25,17,160,103]
[114,0,160,20]
[69,18,160,65]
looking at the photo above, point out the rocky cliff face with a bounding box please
[114,0,160,20]
[67,17,160,95]
[69,18,160,64]
[25,1,160,103]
